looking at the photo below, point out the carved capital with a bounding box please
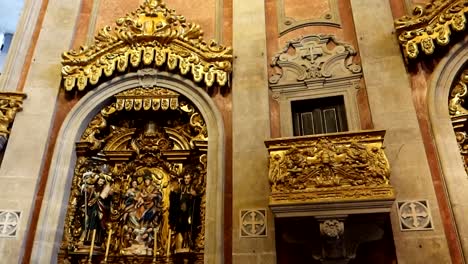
[0,92,26,151]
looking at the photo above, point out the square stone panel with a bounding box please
[397,200,433,231]
[0,210,21,237]
[240,209,267,238]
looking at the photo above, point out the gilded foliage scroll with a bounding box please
[265,131,394,205]
[395,0,468,60]
[61,0,232,92]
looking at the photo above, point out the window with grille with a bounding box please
[291,96,348,136]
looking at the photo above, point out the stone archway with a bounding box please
[30,70,226,264]
[427,37,468,261]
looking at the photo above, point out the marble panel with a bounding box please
[392,236,451,264]
[232,254,257,264]
[0,113,55,178]
[284,0,330,21]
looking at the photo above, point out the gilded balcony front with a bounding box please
[265,130,395,215]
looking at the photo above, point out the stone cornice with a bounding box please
[395,0,468,61]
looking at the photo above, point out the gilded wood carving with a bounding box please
[265,131,394,205]
[61,0,232,92]
[448,69,468,175]
[61,87,207,264]
[395,0,468,60]
[0,92,26,151]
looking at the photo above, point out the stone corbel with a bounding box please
[313,216,384,264]
[0,92,26,151]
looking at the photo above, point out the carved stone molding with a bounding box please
[276,0,341,36]
[0,210,21,238]
[269,35,362,91]
[269,35,363,137]
[265,130,395,217]
[0,92,26,151]
[395,0,468,61]
[239,209,267,238]
[397,200,433,231]
[61,0,233,92]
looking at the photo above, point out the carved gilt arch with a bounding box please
[32,71,226,264]
[32,0,231,263]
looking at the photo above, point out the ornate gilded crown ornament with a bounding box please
[395,0,468,61]
[61,0,233,92]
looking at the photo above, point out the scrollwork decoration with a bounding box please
[265,130,394,204]
[395,0,468,60]
[269,35,362,88]
[61,0,232,92]
[449,69,468,175]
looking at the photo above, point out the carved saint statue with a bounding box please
[169,173,201,253]
[79,171,113,246]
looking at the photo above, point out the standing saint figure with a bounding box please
[79,172,113,246]
[169,173,201,253]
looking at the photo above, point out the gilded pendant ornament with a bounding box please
[0,92,26,151]
[395,0,468,60]
[265,130,394,205]
[61,87,207,263]
[61,0,232,92]
[448,69,468,175]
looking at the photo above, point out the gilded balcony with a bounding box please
[265,130,395,217]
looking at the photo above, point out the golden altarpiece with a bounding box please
[58,0,232,263]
